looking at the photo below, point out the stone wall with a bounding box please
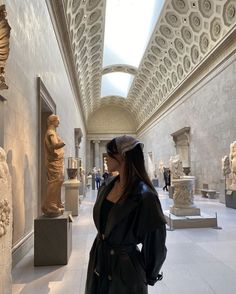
[87,106,136,134]
[139,54,236,193]
[0,0,86,262]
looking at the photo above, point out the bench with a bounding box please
[201,184,217,199]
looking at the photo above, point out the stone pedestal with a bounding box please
[169,186,174,199]
[152,178,159,187]
[170,178,200,216]
[165,178,218,229]
[92,173,95,190]
[34,212,72,266]
[219,178,226,204]
[63,179,80,216]
[225,190,236,209]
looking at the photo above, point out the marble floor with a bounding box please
[12,188,236,294]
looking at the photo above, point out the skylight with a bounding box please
[101,72,134,98]
[103,0,165,68]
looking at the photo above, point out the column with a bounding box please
[93,140,100,169]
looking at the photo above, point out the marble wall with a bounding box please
[0,0,86,261]
[139,53,236,193]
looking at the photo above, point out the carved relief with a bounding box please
[198,0,214,18]
[0,199,10,237]
[189,12,202,33]
[223,0,236,26]
[173,181,194,207]
[174,38,185,54]
[165,11,181,27]
[0,5,11,90]
[210,17,222,42]
[181,26,193,44]
[62,0,236,126]
[172,0,189,14]
[0,147,11,238]
[191,45,200,64]
[200,32,210,54]
[184,55,191,72]
[160,24,174,39]
[169,48,178,63]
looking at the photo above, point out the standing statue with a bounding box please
[222,155,231,177]
[0,5,11,90]
[42,114,65,217]
[169,155,183,179]
[230,141,236,190]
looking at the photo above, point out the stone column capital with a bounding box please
[92,140,100,144]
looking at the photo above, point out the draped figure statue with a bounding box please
[42,114,65,217]
[230,141,236,190]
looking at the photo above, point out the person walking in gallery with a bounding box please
[102,169,109,185]
[163,168,170,192]
[95,169,102,190]
[85,135,167,294]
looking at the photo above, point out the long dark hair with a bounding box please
[106,138,157,200]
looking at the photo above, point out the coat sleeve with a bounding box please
[141,225,167,285]
[136,191,167,286]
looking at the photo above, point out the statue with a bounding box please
[222,155,231,177]
[169,155,183,179]
[0,5,11,90]
[0,147,11,237]
[42,114,65,217]
[230,141,236,190]
[0,147,12,294]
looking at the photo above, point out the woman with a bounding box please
[85,135,167,294]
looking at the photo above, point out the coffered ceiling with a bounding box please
[47,0,236,131]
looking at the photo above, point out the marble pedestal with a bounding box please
[170,178,200,216]
[164,210,217,229]
[165,178,217,229]
[92,174,95,190]
[34,212,72,266]
[63,179,80,216]
[169,186,174,199]
[219,178,226,204]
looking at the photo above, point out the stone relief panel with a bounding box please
[0,147,12,294]
[0,147,11,236]
[63,0,236,128]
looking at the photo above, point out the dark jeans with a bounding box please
[163,183,169,191]
[96,180,101,189]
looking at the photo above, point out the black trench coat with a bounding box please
[85,177,167,294]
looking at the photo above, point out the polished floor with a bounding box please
[12,188,236,294]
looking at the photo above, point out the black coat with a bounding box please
[85,177,167,294]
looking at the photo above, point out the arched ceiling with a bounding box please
[49,0,236,130]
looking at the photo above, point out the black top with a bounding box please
[100,198,114,234]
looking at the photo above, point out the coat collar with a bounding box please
[93,176,139,238]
